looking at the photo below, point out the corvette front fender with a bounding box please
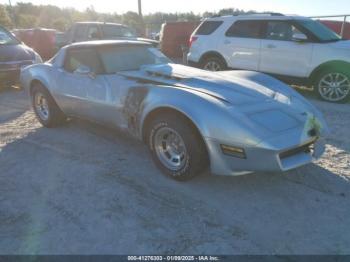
[138,85,262,147]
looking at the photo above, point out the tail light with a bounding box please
[189,36,198,48]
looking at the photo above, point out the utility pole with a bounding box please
[138,0,142,17]
[8,0,16,28]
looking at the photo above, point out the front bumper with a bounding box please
[0,69,21,86]
[205,136,326,176]
[0,61,33,86]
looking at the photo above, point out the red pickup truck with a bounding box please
[12,28,60,60]
[320,20,350,39]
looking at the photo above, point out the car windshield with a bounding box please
[296,19,342,42]
[98,45,171,73]
[0,27,20,45]
[102,25,136,38]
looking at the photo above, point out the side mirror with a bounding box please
[292,33,308,42]
[74,65,95,79]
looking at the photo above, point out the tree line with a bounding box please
[0,3,256,33]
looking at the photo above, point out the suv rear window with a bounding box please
[226,20,262,38]
[195,21,223,35]
[102,25,136,38]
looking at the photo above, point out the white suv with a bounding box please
[187,13,350,103]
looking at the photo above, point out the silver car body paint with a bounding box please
[20,41,329,176]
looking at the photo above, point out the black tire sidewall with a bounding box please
[31,84,65,127]
[201,56,226,71]
[148,115,206,181]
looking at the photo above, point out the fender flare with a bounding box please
[199,51,228,67]
[309,60,350,85]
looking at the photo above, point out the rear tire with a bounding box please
[201,56,226,71]
[313,68,350,103]
[31,83,66,127]
[147,113,208,181]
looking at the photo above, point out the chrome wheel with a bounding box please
[203,60,221,71]
[34,92,50,121]
[154,127,188,171]
[318,73,350,102]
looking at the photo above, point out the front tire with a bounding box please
[314,68,350,103]
[147,113,208,181]
[201,56,226,71]
[31,83,66,127]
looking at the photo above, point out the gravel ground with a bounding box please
[0,86,349,255]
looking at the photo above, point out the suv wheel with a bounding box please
[147,113,208,181]
[31,83,66,127]
[314,69,350,103]
[201,56,226,71]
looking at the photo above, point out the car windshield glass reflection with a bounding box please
[0,28,19,45]
[296,19,342,42]
[98,46,171,73]
[102,25,136,38]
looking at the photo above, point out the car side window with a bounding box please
[195,21,224,35]
[74,24,88,41]
[265,21,307,41]
[64,48,103,74]
[102,25,136,38]
[87,25,101,40]
[225,20,262,38]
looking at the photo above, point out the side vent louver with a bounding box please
[145,70,183,82]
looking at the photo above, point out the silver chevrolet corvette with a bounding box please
[20,40,329,181]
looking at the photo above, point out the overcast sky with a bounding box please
[1,0,350,16]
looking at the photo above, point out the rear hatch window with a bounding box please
[194,21,223,35]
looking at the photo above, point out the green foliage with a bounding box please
[0,4,13,28]
[52,18,69,32]
[1,3,256,33]
[17,14,36,28]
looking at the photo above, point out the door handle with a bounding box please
[267,44,276,49]
[224,40,231,45]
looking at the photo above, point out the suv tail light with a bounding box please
[189,36,198,48]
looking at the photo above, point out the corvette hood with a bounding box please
[118,63,328,138]
[120,63,294,105]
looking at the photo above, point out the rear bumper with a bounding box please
[187,51,201,68]
[205,136,326,176]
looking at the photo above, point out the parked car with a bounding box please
[12,28,58,60]
[0,25,42,87]
[61,22,159,48]
[20,40,328,180]
[160,21,199,58]
[188,13,350,103]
